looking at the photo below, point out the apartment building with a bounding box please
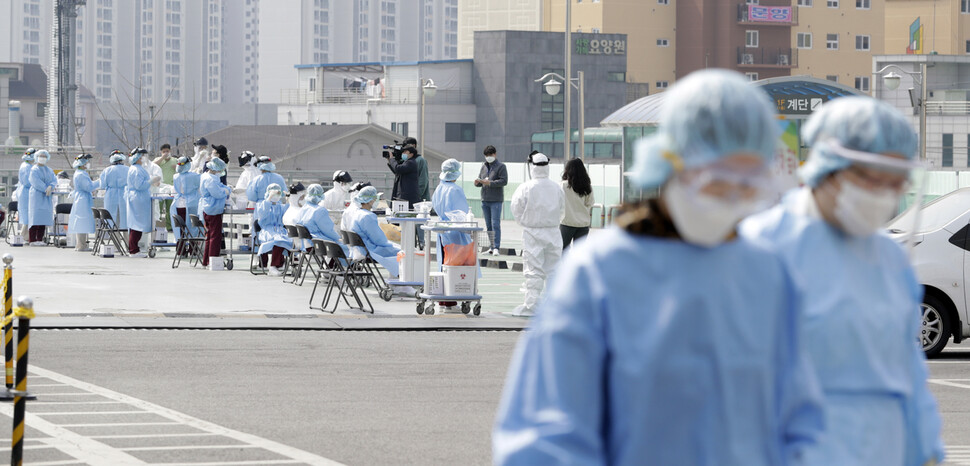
[885,0,970,55]
[791,0,884,92]
[542,0,675,96]
[0,0,53,66]
[457,0,543,59]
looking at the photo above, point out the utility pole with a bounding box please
[564,0,572,158]
[49,0,86,148]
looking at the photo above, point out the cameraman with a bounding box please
[387,145,424,249]
[403,137,431,201]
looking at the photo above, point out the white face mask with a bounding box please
[663,177,759,248]
[269,193,282,203]
[832,180,899,237]
[36,157,48,165]
[485,156,496,164]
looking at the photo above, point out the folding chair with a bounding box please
[52,203,72,248]
[91,208,103,255]
[342,230,389,294]
[294,225,318,286]
[249,220,267,275]
[281,225,304,284]
[188,215,209,267]
[3,202,16,244]
[309,239,374,313]
[171,214,205,269]
[96,209,129,256]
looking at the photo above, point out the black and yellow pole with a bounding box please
[0,255,13,402]
[10,296,33,466]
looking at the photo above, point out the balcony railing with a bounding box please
[926,101,970,115]
[280,88,475,106]
[737,3,797,26]
[737,47,797,68]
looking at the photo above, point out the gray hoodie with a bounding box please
[477,160,508,202]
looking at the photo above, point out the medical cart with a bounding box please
[149,193,177,258]
[222,206,253,271]
[384,214,429,302]
[416,222,484,316]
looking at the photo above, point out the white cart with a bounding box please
[149,193,177,258]
[384,215,429,301]
[416,222,484,316]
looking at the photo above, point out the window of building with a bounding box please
[856,0,869,8]
[855,35,870,51]
[656,81,669,89]
[826,75,838,82]
[746,30,759,48]
[657,38,669,47]
[36,102,47,118]
[826,33,839,49]
[445,123,476,142]
[797,0,812,5]
[391,122,408,137]
[966,40,970,53]
[967,135,970,166]
[607,72,626,82]
[943,134,954,167]
[827,0,838,7]
[854,76,869,92]
[745,72,759,81]
[591,28,600,33]
[746,0,759,3]
[797,32,812,49]
[658,0,668,4]
[963,0,970,13]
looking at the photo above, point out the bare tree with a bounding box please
[93,75,177,151]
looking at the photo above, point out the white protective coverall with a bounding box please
[510,159,565,316]
[190,146,212,174]
[232,161,261,209]
[323,183,350,211]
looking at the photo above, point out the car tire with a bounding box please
[921,294,951,358]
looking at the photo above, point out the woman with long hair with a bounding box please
[560,158,595,249]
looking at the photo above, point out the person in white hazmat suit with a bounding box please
[190,137,212,174]
[324,171,353,211]
[231,151,260,209]
[510,151,565,317]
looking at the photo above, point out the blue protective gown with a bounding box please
[739,188,945,466]
[493,227,824,466]
[125,165,152,233]
[27,164,57,227]
[298,203,350,259]
[16,162,32,226]
[199,173,230,217]
[246,172,287,204]
[432,180,471,247]
[67,170,101,235]
[100,164,128,229]
[171,171,202,238]
[345,207,401,277]
[254,200,292,255]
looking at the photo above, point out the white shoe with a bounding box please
[267,266,283,277]
[29,241,46,247]
[394,285,418,297]
[512,305,534,317]
[490,248,500,256]
[437,304,458,314]
[130,252,148,258]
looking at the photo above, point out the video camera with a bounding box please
[382,141,404,160]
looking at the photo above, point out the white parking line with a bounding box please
[120,445,259,452]
[89,433,222,440]
[928,379,970,390]
[29,365,344,466]
[161,462,303,466]
[58,422,181,427]
[37,411,149,416]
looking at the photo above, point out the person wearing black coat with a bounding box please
[387,145,421,206]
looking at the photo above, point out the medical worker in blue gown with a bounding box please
[15,148,36,239]
[27,149,57,246]
[68,154,101,251]
[344,186,416,296]
[255,183,293,277]
[740,96,944,466]
[492,69,824,466]
[100,151,129,230]
[297,184,346,253]
[432,159,474,313]
[125,147,152,257]
[171,156,201,252]
[245,156,286,205]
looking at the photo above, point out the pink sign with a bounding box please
[748,5,792,23]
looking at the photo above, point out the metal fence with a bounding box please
[280,88,475,106]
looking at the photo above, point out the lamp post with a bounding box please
[535,71,585,160]
[419,78,437,158]
[565,0,572,160]
[876,62,928,162]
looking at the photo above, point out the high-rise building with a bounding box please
[0,0,53,66]
[259,0,459,103]
[458,0,536,60]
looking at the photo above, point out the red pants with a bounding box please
[260,246,286,268]
[128,230,143,254]
[203,213,223,266]
[28,226,45,243]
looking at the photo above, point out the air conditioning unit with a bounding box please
[742,54,754,65]
[778,55,790,65]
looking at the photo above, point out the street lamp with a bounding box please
[419,78,437,159]
[535,71,585,160]
[875,63,928,162]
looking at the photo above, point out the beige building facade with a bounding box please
[885,0,970,55]
[791,0,885,92]
[542,0,676,95]
[457,0,544,59]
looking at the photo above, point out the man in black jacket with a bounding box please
[388,145,424,248]
[475,145,508,256]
